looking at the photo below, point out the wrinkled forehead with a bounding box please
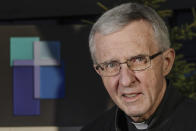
[93,20,159,63]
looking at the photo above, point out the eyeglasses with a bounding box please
[95,51,162,77]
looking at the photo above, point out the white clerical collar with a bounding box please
[131,121,148,130]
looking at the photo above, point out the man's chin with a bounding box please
[124,106,146,118]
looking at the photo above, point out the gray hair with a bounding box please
[89,2,171,63]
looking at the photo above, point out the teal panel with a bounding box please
[10,37,40,66]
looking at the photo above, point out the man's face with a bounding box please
[93,20,173,122]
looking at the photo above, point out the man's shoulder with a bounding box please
[178,97,196,114]
[80,106,117,131]
[169,85,196,116]
[168,97,196,130]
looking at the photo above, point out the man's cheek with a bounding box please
[104,77,118,86]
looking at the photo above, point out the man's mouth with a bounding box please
[122,93,142,102]
[124,94,138,97]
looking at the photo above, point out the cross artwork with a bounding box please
[10,37,65,116]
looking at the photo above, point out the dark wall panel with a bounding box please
[0,25,110,126]
[0,0,196,19]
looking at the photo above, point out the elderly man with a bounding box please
[81,2,196,131]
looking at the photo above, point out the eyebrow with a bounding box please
[128,54,147,60]
[101,59,118,65]
[100,53,148,64]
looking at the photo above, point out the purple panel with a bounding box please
[13,66,40,116]
[34,66,40,98]
[13,60,34,66]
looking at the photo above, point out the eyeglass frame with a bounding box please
[94,51,163,77]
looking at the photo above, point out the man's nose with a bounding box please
[119,64,136,87]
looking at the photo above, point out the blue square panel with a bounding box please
[39,41,60,60]
[34,41,61,66]
[40,63,65,99]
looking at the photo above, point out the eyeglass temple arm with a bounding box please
[95,65,104,70]
[149,51,162,60]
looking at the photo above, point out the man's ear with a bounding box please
[162,48,175,76]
